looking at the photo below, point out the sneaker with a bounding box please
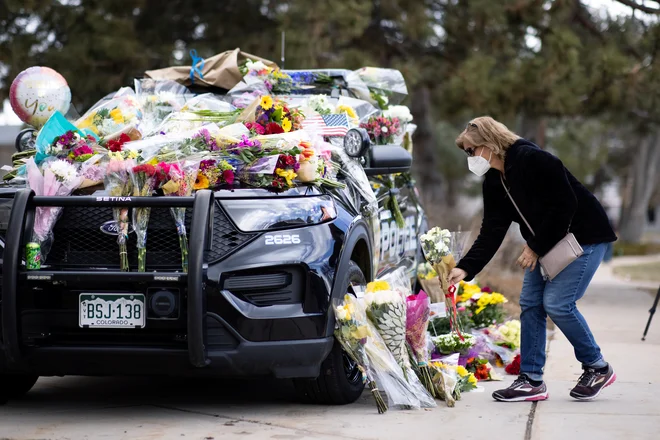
[492,374,549,402]
[570,363,616,401]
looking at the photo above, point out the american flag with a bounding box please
[301,113,350,137]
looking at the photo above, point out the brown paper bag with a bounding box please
[144,48,277,90]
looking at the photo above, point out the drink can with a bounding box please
[26,242,41,270]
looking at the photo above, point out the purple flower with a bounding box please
[82,165,105,181]
[200,159,216,171]
[264,80,273,91]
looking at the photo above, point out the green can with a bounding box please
[26,242,41,270]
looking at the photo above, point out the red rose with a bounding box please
[505,354,521,375]
[265,122,284,135]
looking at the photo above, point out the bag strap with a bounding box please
[500,173,536,237]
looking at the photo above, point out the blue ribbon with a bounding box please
[189,49,205,84]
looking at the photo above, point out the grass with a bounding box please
[613,262,660,283]
[613,241,660,257]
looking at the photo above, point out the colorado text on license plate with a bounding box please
[79,294,146,328]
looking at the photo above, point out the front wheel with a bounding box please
[293,261,366,405]
[0,374,39,404]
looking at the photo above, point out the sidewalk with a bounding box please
[531,277,660,439]
[594,254,660,290]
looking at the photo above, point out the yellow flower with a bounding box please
[76,116,93,129]
[336,104,358,120]
[468,374,478,387]
[108,151,123,160]
[109,108,124,123]
[260,95,274,110]
[475,306,486,315]
[276,168,297,186]
[456,365,469,377]
[477,295,492,309]
[126,150,139,159]
[366,280,391,293]
[194,174,210,190]
[281,117,292,132]
[350,325,369,340]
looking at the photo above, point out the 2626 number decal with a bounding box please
[265,234,301,245]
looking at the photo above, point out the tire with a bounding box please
[0,374,39,404]
[293,261,366,405]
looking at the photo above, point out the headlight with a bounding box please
[343,128,371,157]
[220,196,337,232]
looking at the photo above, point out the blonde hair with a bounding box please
[455,116,520,159]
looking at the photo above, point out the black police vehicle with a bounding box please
[0,79,428,406]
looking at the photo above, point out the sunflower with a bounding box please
[260,95,274,111]
[281,117,292,132]
[193,174,210,190]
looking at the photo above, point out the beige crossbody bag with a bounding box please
[500,174,583,281]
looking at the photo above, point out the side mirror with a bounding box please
[364,145,412,176]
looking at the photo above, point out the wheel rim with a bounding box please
[342,350,362,385]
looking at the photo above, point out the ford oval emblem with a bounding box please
[100,220,134,236]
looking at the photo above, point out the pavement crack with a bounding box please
[524,401,538,440]
[151,404,367,440]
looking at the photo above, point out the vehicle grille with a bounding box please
[45,201,258,269]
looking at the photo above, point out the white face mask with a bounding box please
[467,149,492,177]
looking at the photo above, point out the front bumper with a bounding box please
[1,190,343,378]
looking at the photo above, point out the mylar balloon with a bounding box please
[9,66,72,128]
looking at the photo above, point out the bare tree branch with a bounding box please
[614,0,660,14]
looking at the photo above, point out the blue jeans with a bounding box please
[519,243,608,381]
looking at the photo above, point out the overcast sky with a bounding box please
[0,0,641,126]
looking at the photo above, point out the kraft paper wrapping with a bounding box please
[144,48,278,90]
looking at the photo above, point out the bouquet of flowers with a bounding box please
[49,130,99,158]
[405,290,435,397]
[241,95,304,135]
[420,227,465,337]
[76,88,143,141]
[490,319,521,350]
[333,294,388,414]
[130,164,161,271]
[26,158,83,260]
[465,357,502,382]
[360,116,401,145]
[364,280,411,378]
[431,333,476,355]
[429,360,457,407]
[194,158,236,190]
[457,283,508,329]
[239,59,293,94]
[104,152,137,271]
[355,67,408,109]
[159,160,199,272]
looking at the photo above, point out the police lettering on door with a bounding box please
[380,215,417,260]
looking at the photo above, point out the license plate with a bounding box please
[79,294,146,328]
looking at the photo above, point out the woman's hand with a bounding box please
[517,244,538,271]
[448,268,468,285]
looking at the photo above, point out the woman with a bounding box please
[448,117,617,402]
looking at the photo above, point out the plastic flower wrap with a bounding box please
[26,158,83,261]
[104,152,137,271]
[159,160,199,272]
[364,279,411,378]
[130,164,161,271]
[134,78,189,135]
[429,360,457,407]
[405,290,435,397]
[333,294,387,414]
[355,67,408,109]
[75,88,143,141]
[238,59,293,94]
[362,307,436,410]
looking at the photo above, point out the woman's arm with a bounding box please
[524,150,578,257]
[456,176,512,281]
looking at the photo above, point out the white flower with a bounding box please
[246,59,268,73]
[308,95,333,114]
[336,307,348,321]
[383,105,413,123]
[48,160,78,184]
[381,126,389,133]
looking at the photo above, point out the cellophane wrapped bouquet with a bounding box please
[75,88,143,141]
[405,290,436,397]
[129,164,161,271]
[103,151,137,271]
[26,158,83,261]
[333,294,387,414]
[420,227,471,337]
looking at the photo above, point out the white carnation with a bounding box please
[246,60,268,73]
[383,105,413,123]
[48,160,78,184]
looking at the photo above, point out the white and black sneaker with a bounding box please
[492,374,549,402]
[570,363,616,401]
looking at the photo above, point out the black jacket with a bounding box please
[456,139,616,281]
